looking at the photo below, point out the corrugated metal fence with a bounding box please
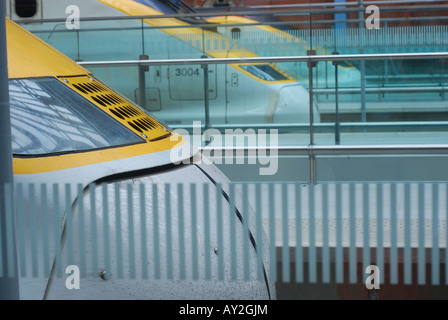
[1,181,446,289]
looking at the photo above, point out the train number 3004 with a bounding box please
[175,67,200,77]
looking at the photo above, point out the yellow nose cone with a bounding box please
[6,18,89,79]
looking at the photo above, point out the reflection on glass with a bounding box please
[10,78,144,155]
[16,18,448,146]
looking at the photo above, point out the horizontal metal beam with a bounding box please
[14,4,448,24]
[26,15,448,33]
[199,144,448,156]
[314,86,448,94]
[171,121,448,132]
[23,14,448,34]
[77,52,448,68]
[248,0,448,9]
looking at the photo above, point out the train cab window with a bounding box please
[239,64,289,81]
[10,78,144,156]
[15,0,37,18]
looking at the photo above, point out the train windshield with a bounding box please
[10,78,144,156]
[239,64,289,81]
[133,0,205,24]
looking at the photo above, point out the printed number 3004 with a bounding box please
[175,68,200,77]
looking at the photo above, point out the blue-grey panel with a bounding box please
[316,155,448,182]
[215,155,448,183]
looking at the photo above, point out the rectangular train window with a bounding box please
[10,77,144,156]
[239,64,289,81]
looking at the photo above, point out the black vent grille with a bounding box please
[59,76,171,141]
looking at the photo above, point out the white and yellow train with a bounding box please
[6,16,274,299]
[8,0,321,126]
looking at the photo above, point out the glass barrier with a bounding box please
[15,10,448,148]
[85,55,448,148]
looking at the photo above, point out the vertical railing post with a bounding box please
[332,22,341,145]
[138,18,148,109]
[308,13,316,184]
[201,55,210,131]
[308,54,316,184]
[138,54,148,109]
[333,51,340,145]
[0,2,19,300]
[75,29,81,62]
[359,0,367,122]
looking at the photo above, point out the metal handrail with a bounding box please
[200,144,448,156]
[171,121,448,131]
[14,3,448,24]
[246,0,448,9]
[77,52,448,68]
[313,86,448,94]
[24,15,448,33]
